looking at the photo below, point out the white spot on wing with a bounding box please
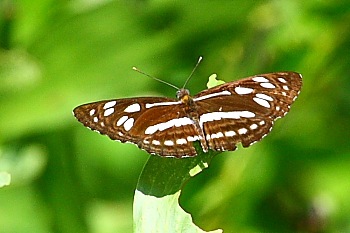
[124,103,141,113]
[164,140,174,146]
[104,108,114,117]
[260,82,276,89]
[116,116,128,126]
[152,140,160,145]
[278,77,287,83]
[199,111,255,128]
[193,90,231,101]
[89,109,95,116]
[144,117,193,134]
[211,132,224,139]
[225,131,236,137]
[123,118,134,131]
[253,97,271,108]
[240,111,256,118]
[144,126,157,135]
[255,93,274,101]
[238,128,248,134]
[93,117,98,123]
[103,101,116,109]
[145,101,181,108]
[252,76,269,82]
[250,124,258,130]
[176,138,187,145]
[283,85,289,90]
[187,136,199,142]
[235,86,254,95]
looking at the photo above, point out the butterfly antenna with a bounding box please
[182,56,202,89]
[132,67,180,90]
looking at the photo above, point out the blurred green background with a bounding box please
[1,0,350,232]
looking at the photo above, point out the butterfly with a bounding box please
[73,67,302,158]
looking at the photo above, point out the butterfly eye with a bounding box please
[176,90,181,98]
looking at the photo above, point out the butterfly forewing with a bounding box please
[74,71,302,158]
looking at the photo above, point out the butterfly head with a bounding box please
[177,89,192,103]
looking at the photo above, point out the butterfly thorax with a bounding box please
[176,88,208,152]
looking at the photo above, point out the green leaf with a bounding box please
[134,190,222,233]
[133,143,222,233]
[133,75,227,232]
[206,74,225,89]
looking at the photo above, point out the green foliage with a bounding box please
[134,147,221,233]
[206,74,225,89]
[1,1,350,232]
[0,172,11,188]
